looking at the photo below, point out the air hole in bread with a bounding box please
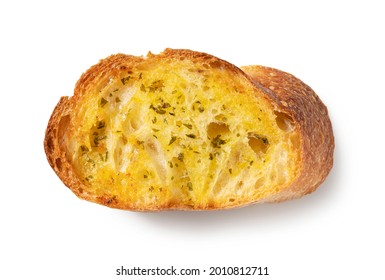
[58,115,70,147]
[125,108,143,131]
[270,171,276,181]
[144,139,167,183]
[229,143,242,164]
[113,144,124,171]
[212,170,229,195]
[207,122,230,139]
[237,180,244,189]
[46,137,54,153]
[274,111,294,132]
[129,118,141,131]
[254,178,265,189]
[247,133,269,155]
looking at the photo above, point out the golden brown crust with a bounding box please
[44,96,86,198]
[241,65,334,202]
[44,49,334,210]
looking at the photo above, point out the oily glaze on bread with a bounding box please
[44,49,334,211]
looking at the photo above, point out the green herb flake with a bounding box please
[211,135,227,148]
[183,123,192,129]
[100,98,108,107]
[261,137,269,144]
[97,120,105,129]
[171,176,174,180]
[186,134,196,139]
[168,161,174,168]
[93,134,107,146]
[187,182,193,191]
[85,175,93,181]
[198,106,204,112]
[178,153,184,161]
[229,168,232,174]
[139,73,143,80]
[169,112,175,116]
[169,136,177,145]
[153,134,158,139]
[121,76,131,85]
[251,133,269,144]
[80,145,89,152]
[250,160,254,166]
[149,186,154,192]
[162,102,171,108]
[148,80,164,92]
[140,84,146,92]
[149,104,166,114]
[144,174,148,179]
[209,153,214,160]
[152,117,157,123]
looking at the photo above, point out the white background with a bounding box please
[1,0,384,279]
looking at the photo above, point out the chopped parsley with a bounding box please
[100,97,108,107]
[169,136,177,145]
[97,120,105,129]
[211,135,226,148]
[178,153,184,161]
[183,123,192,129]
[121,76,131,85]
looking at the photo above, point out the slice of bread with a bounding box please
[44,49,334,211]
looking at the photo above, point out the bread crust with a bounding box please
[44,49,334,210]
[241,65,334,202]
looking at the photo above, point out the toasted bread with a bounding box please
[44,49,334,211]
